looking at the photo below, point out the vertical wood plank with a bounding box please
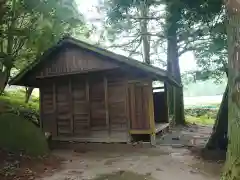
[126,82,130,123]
[69,78,74,135]
[52,82,57,136]
[141,86,147,129]
[143,86,150,129]
[125,79,131,141]
[39,88,43,131]
[86,79,90,128]
[135,84,141,129]
[129,84,136,130]
[104,77,110,136]
[148,80,155,133]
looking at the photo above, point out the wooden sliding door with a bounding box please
[128,81,152,131]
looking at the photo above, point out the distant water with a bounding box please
[184,95,222,107]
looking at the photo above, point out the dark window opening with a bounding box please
[153,87,168,124]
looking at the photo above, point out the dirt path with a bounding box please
[39,125,223,180]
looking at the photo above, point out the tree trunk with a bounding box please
[0,68,10,94]
[139,1,150,64]
[205,84,228,150]
[167,36,174,116]
[166,3,185,125]
[25,87,34,103]
[222,2,240,179]
[174,87,185,125]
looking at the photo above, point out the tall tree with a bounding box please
[222,0,240,179]
[165,0,185,125]
[164,0,223,125]
[103,0,164,63]
[104,0,223,125]
[194,11,228,150]
[0,0,86,94]
[104,0,185,124]
[139,1,151,64]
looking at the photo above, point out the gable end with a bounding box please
[35,45,119,78]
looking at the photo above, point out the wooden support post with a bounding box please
[52,82,57,136]
[150,133,156,146]
[129,84,136,130]
[86,79,90,128]
[148,80,156,146]
[69,79,74,135]
[39,89,43,131]
[125,80,131,142]
[104,77,110,137]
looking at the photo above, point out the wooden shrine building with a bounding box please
[10,37,180,145]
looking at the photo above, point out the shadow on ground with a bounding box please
[91,171,154,180]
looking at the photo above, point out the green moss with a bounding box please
[0,90,39,111]
[185,106,218,125]
[0,113,48,156]
[186,115,215,125]
[0,91,39,125]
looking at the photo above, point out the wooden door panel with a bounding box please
[55,81,72,136]
[129,82,150,130]
[73,101,89,114]
[89,78,107,133]
[108,80,128,140]
[40,86,57,136]
[72,79,90,136]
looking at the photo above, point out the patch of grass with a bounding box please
[0,90,39,125]
[0,113,48,156]
[186,115,215,125]
[0,90,39,111]
[185,103,220,109]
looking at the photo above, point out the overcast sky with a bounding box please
[76,0,197,73]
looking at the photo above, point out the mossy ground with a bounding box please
[0,113,48,156]
[186,115,215,125]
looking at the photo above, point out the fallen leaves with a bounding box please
[0,149,61,180]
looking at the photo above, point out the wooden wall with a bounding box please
[40,74,129,142]
[35,44,167,141]
[108,78,128,139]
[35,46,119,79]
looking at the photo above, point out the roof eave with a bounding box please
[10,37,181,88]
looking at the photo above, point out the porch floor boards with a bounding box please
[155,123,169,134]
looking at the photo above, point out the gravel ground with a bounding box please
[39,125,222,180]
